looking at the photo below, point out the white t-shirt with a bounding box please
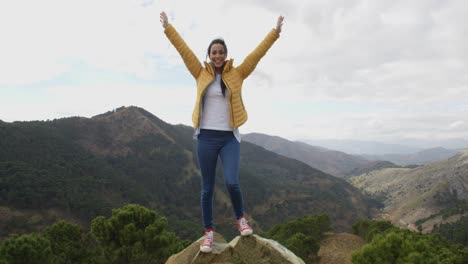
[200,73,232,131]
[195,73,242,142]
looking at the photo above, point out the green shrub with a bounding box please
[352,219,395,242]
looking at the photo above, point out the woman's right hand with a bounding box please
[275,16,284,34]
[160,11,168,28]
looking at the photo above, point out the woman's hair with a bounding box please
[207,38,228,97]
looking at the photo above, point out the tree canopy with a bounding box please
[0,204,186,264]
[351,220,468,264]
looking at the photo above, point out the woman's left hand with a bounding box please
[276,16,284,34]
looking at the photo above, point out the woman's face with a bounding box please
[209,43,227,69]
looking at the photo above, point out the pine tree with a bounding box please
[91,204,185,264]
[44,220,103,263]
[0,233,56,264]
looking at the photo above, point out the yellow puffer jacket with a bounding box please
[164,24,279,128]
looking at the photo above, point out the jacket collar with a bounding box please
[204,59,233,75]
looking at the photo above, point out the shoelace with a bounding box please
[202,233,213,246]
[238,218,250,230]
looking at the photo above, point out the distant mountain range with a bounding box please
[242,133,369,177]
[241,132,468,234]
[300,139,423,155]
[361,147,461,166]
[300,138,468,156]
[242,133,457,177]
[349,149,468,232]
[0,106,373,240]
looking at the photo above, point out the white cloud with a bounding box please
[0,0,169,85]
[448,121,464,130]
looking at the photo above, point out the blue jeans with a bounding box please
[197,129,244,229]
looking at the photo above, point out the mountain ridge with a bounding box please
[300,139,423,155]
[361,147,462,166]
[300,138,468,156]
[243,133,369,178]
[0,106,373,240]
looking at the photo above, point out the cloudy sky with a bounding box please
[1,0,467,147]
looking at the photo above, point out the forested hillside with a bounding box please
[0,106,373,241]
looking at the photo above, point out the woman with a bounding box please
[160,11,283,253]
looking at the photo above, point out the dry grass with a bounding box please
[317,233,365,264]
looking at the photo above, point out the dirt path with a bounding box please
[317,233,365,264]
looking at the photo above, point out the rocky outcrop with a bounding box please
[166,233,305,264]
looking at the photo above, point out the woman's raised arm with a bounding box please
[161,11,203,79]
[236,16,284,79]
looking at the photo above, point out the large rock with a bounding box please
[166,233,305,264]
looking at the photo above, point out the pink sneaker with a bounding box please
[200,231,213,253]
[237,217,253,236]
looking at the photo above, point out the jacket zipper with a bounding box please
[222,75,235,128]
[198,77,215,128]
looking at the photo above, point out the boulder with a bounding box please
[166,233,305,264]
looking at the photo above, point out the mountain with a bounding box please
[345,160,401,178]
[349,149,468,232]
[243,133,369,177]
[0,106,373,240]
[300,139,422,155]
[396,138,468,150]
[361,147,462,166]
